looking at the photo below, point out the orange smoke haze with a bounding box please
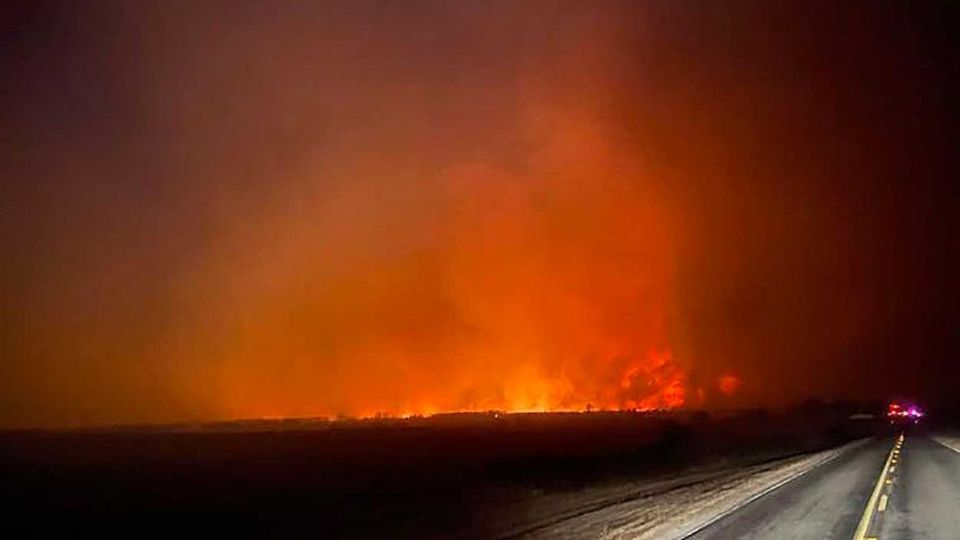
[199,62,687,419]
[6,2,957,428]
[26,2,691,425]
[717,375,742,397]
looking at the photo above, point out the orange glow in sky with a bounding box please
[11,2,950,429]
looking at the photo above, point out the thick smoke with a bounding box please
[4,1,958,427]
[174,4,687,419]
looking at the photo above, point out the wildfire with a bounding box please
[184,36,690,424]
[620,350,686,410]
[344,347,686,419]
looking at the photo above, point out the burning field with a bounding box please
[4,0,958,435]
[3,2,711,427]
[4,1,960,538]
[206,95,691,418]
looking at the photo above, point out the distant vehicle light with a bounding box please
[886,400,923,421]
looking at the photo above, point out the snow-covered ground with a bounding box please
[491,440,866,540]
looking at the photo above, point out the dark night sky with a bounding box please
[2,1,959,428]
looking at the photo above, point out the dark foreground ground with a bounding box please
[0,406,883,539]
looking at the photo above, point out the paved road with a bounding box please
[885,436,960,539]
[689,433,960,540]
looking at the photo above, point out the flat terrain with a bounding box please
[0,409,877,538]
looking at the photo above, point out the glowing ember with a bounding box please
[717,374,741,396]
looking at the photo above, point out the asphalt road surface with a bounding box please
[689,433,960,540]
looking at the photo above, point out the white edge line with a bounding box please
[933,437,960,454]
[676,439,868,540]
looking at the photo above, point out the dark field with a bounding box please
[0,407,884,539]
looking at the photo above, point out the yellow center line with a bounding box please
[853,435,901,540]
